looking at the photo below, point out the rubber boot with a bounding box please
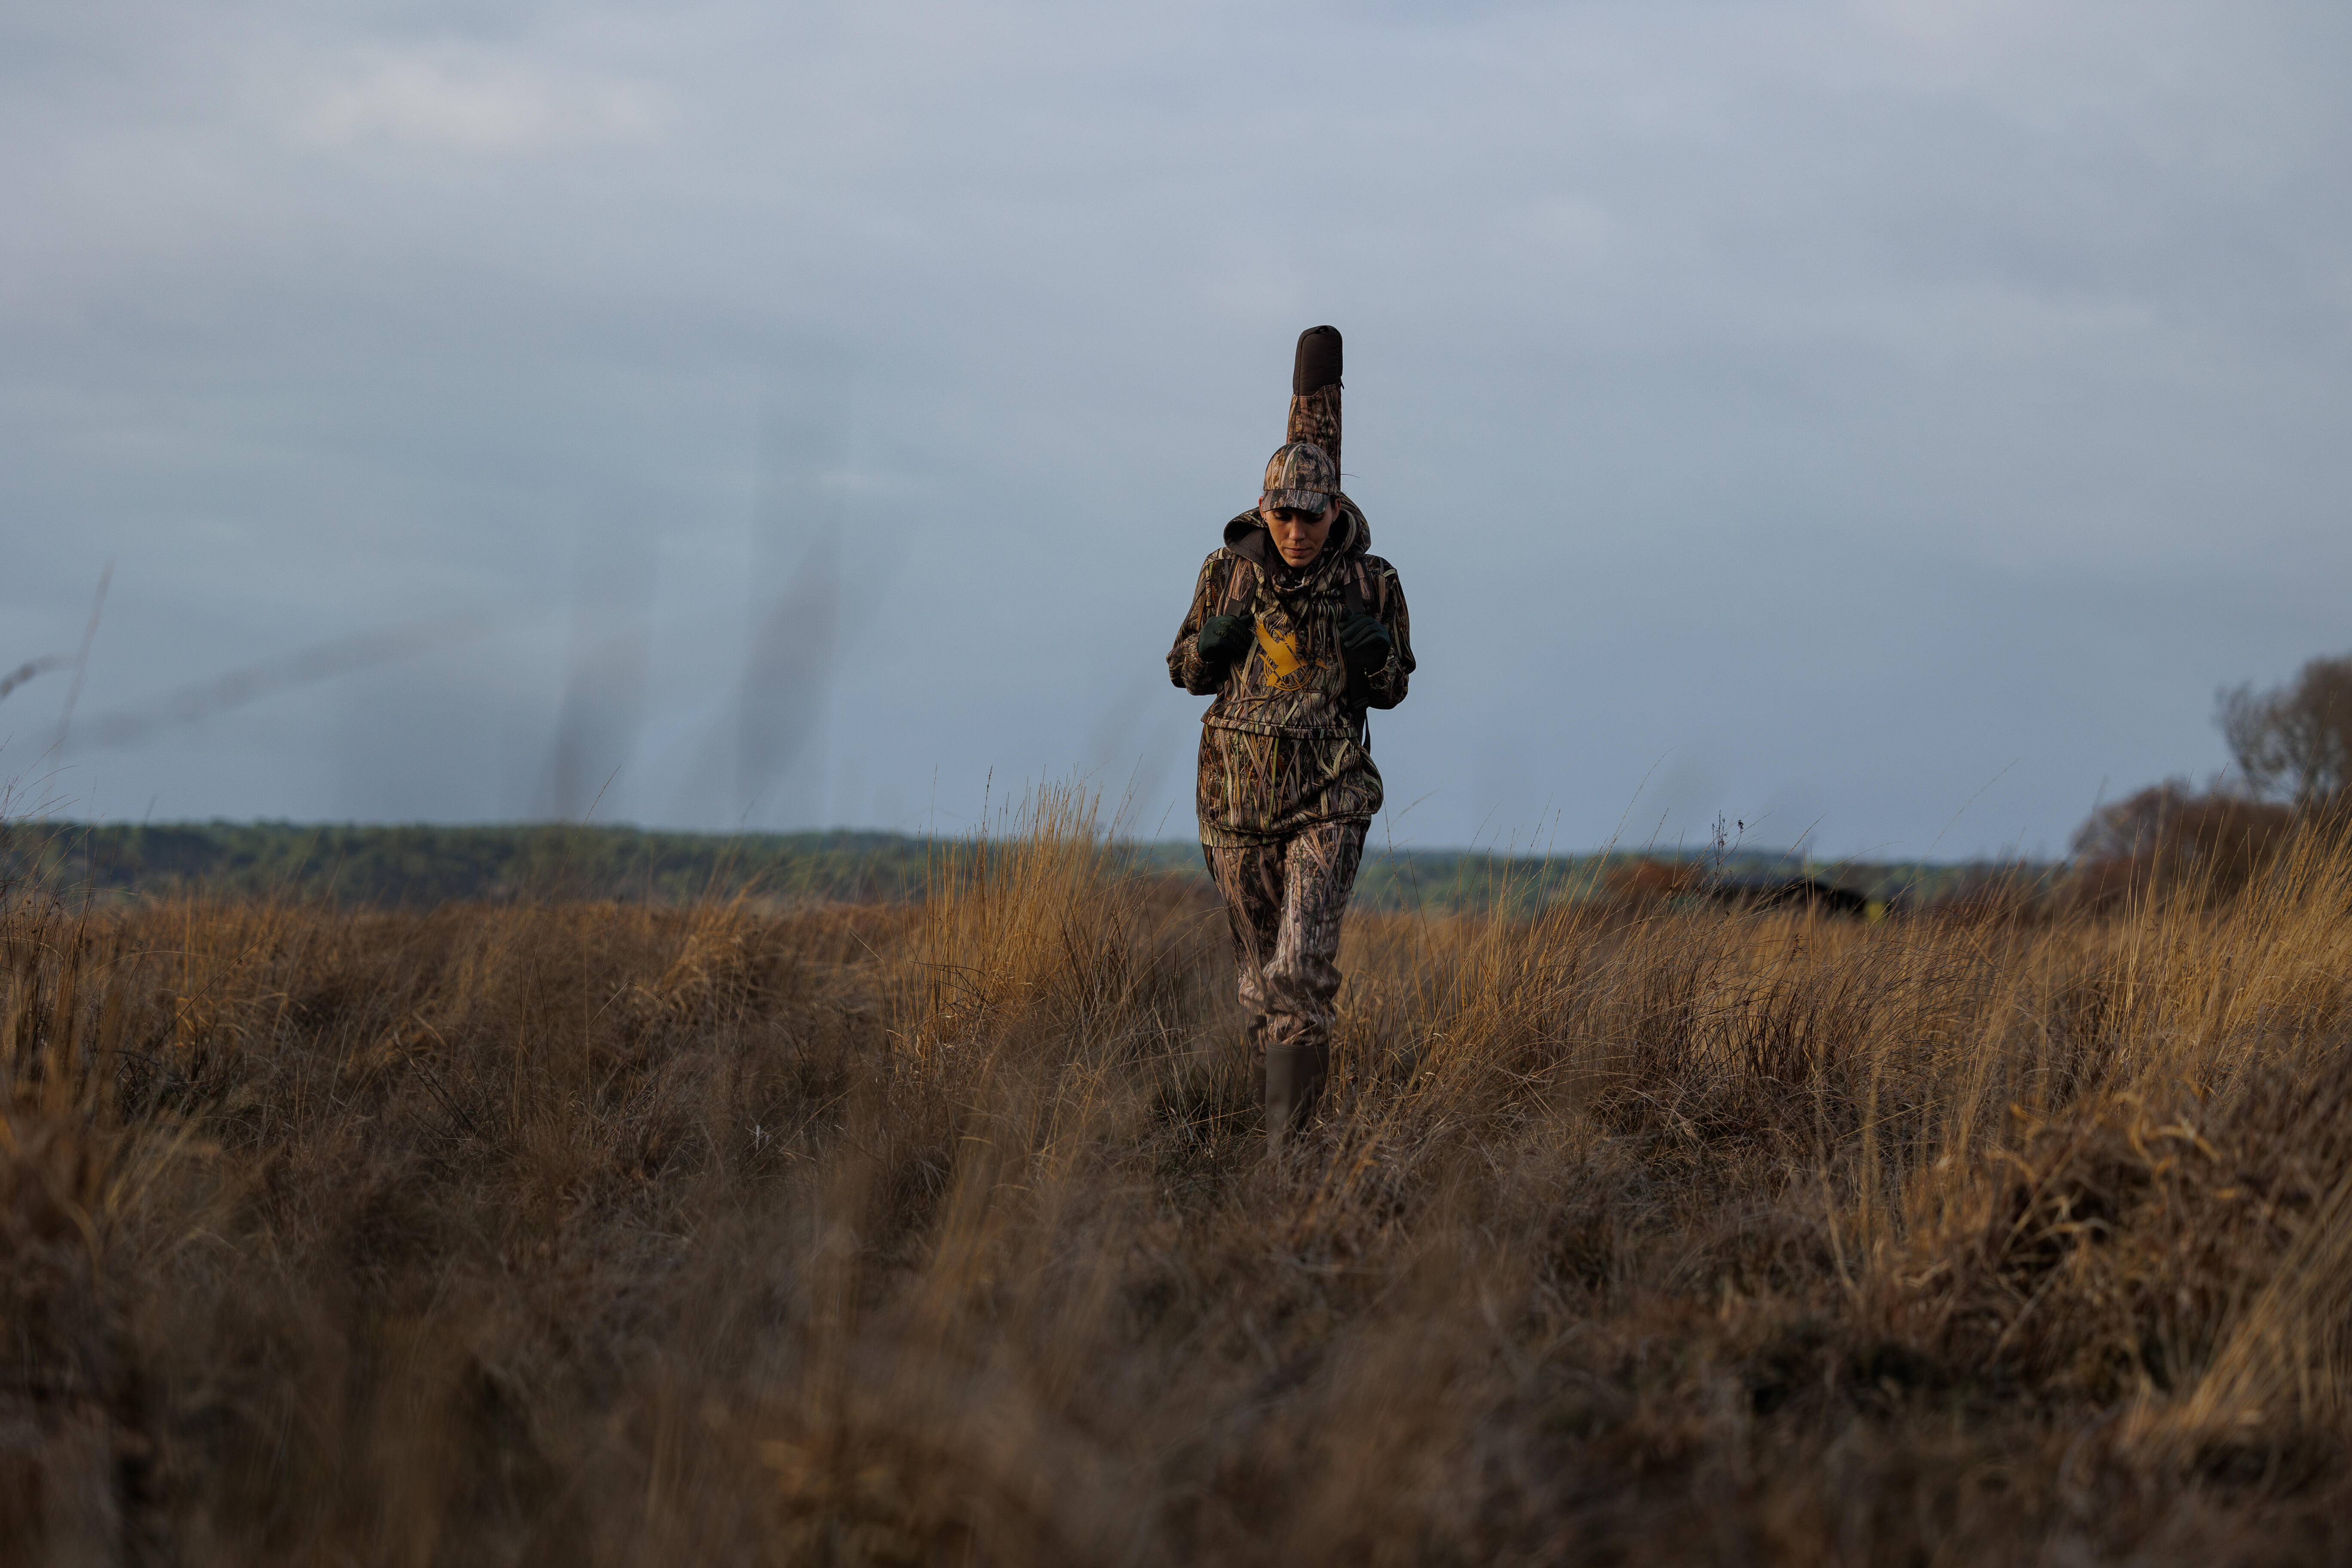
[1265,1041,1329,1159]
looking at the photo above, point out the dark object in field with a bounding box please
[1709,877,1874,918]
[1605,858,1875,918]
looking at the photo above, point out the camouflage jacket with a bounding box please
[1167,498,1415,847]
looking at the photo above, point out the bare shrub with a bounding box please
[2219,652,2352,809]
[2070,781,2296,913]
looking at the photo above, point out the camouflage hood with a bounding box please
[1219,496,1371,589]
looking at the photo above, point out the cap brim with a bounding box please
[1263,490,1331,514]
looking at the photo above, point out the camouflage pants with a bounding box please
[1202,821,1366,1149]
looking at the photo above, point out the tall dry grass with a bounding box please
[6,787,2352,1564]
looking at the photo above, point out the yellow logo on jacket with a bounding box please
[1254,610,1326,693]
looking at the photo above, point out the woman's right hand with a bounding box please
[1197,615,1254,666]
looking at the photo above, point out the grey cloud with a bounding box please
[5,0,2349,858]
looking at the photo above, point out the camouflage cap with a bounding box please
[1261,441,1337,514]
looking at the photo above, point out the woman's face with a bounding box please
[1262,496,1337,567]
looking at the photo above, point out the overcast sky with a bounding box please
[5,0,2349,858]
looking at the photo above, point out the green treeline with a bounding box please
[0,820,2009,912]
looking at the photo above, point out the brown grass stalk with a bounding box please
[3,790,2352,1562]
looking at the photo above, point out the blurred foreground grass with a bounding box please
[4,788,2350,1563]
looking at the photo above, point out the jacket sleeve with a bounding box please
[1362,561,1413,710]
[1167,552,1229,695]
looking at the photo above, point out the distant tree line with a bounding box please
[0,818,1998,915]
[0,823,945,909]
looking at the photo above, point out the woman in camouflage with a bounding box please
[1166,327,1415,1154]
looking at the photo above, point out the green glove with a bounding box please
[1339,613,1391,675]
[1197,614,1254,666]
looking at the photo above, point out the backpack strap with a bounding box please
[1218,551,1259,617]
[1339,560,1380,752]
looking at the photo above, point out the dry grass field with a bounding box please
[6,788,2352,1565]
